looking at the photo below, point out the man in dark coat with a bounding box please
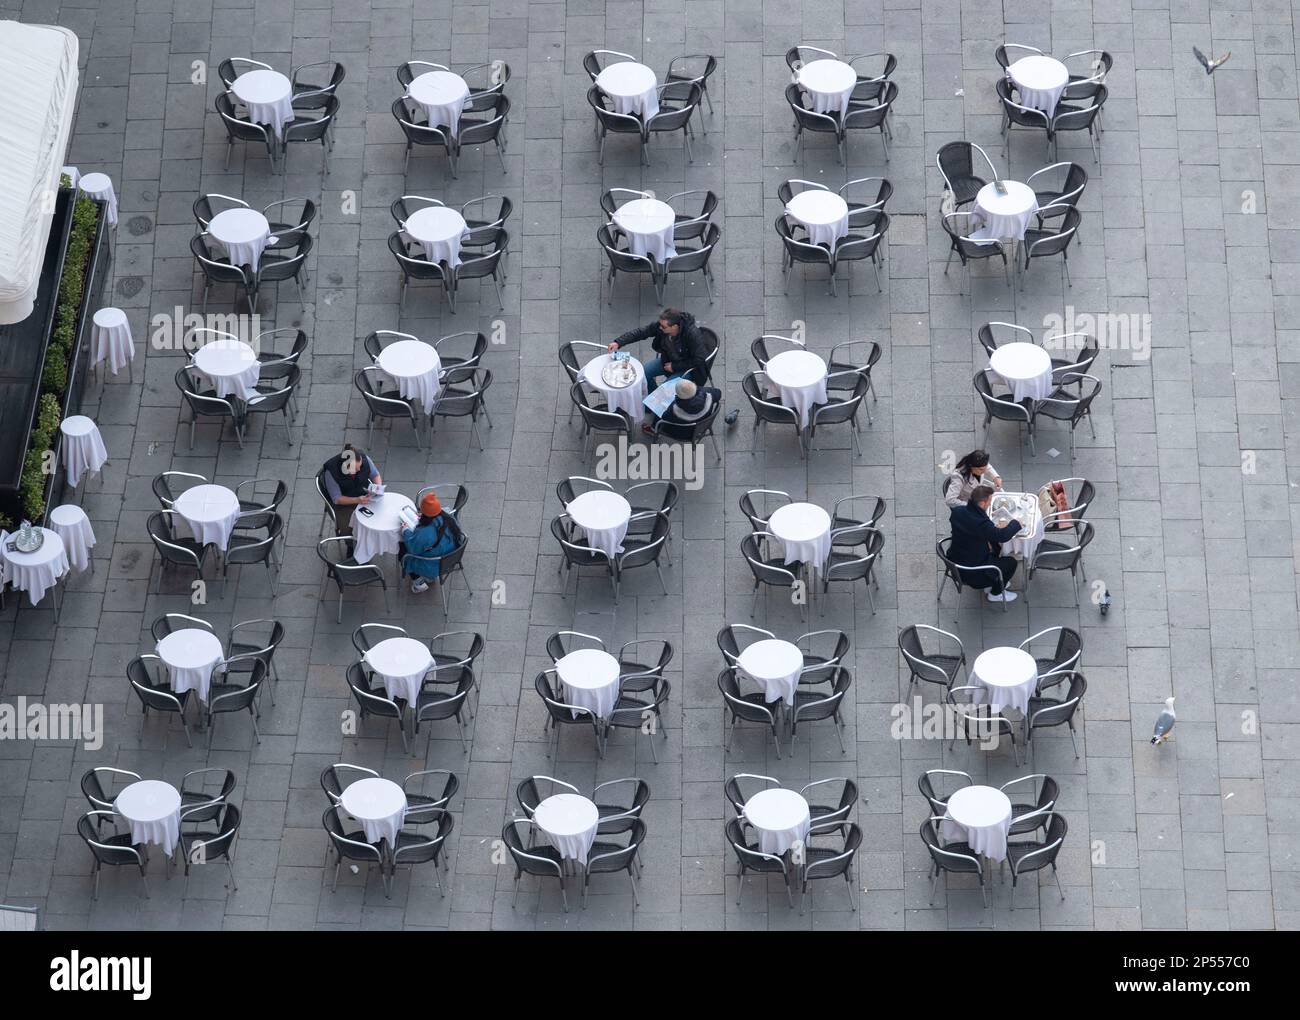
[320,443,383,534]
[607,307,710,385]
[948,484,1023,602]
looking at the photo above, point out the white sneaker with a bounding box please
[987,590,1017,603]
[411,578,429,594]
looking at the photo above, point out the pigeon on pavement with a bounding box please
[1151,697,1176,745]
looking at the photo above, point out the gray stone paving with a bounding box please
[0,0,1297,930]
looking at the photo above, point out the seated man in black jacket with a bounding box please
[606,307,709,387]
[948,484,1023,603]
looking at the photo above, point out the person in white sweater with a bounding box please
[943,449,1002,508]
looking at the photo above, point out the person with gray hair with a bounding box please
[649,377,723,439]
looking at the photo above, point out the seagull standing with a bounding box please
[1151,697,1176,745]
[1192,47,1231,74]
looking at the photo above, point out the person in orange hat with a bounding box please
[401,490,464,593]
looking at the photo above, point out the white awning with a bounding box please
[0,22,80,325]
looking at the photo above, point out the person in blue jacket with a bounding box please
[402,492,463,594]
[948,484,1022,603]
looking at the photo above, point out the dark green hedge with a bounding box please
[6,180,101,525]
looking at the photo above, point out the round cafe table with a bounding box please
[351,492,416,564]
[555,647,621,720]
[364,636,435,705]
[376,339,443,415]
[406,70,471,138]
[2,529,69,607]
[207,208,276,271]
[743,788,811,856]
[969,646,1038,715]
[48,504,96,574]
[738,638,804,707]
[785,190,850,249]
[765,349,828,429]
[91,306,135,377]
[612,198,677,261]
[77,172,118,226]
[596,61,659,119]
[565,490,632,562]
[115,780,182,857]
[192,337,261,400]
[533,793,600,864]
[173,483,242,551]
[989,342,1054,404]
[796,59,857,120]
[972,180,1038,241]
[231,69,294,140]
[991,491,1045,562]
[402,205,470,267]
[941,785,1013,862]
[59,415,109,489]
[767,502,832,576]
[1008,55,1069,115]
[339,777,408,847]
[581,354,647,420]
[157,628,225,704]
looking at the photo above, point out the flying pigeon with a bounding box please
[1192,47,1231,74]
[1151,697,1176,745]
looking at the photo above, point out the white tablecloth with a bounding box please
[533,793,600,864]
[767,502,832,575]
[78,172,118,226]
[402,206,470,267]
[596,62,659,119]
[970,646,1038,715]
[115,781,181,856]
[232,69,294,140]
[1008,55,1069,114]
[406,70,471,137]
[91,307,134,376]
[796,59,857,120]
[973,181,1039,242]
[738,638,804,707]
[376,339,443,414]
[989,342,1053,403]
[785,190,849,248]
[48,504,95,573]
[352,492,416,563]
[566,490,631,561]
[59,415,109,488]
[556,648,621,719]
[157,628,225,704]
[340,777,408,847]
[207,208,276,271]
[765,350,828,429]
[942,785,1013,862]
[743,789,811,856]
[612,198,677,261]
[173,484,241,551]
[581,354,648,420]
[192,337,261,401]
[365,637,434,705]
[3,529,69,606]
[991,491,1045,562]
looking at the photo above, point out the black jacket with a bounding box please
[614,312,710,382]
[948,503,1021,568]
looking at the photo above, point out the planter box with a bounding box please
[0,189,109,524]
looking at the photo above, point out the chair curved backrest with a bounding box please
[785,45,837,72]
